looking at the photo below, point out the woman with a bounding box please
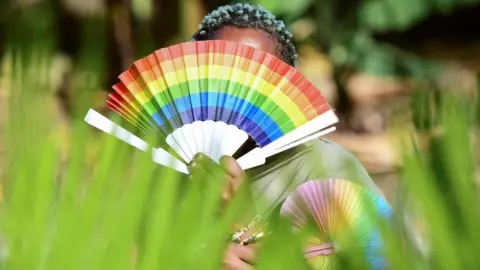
[188,3,385,269]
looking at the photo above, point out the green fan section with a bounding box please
[135,78,299,133]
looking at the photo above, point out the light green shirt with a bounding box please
[247,138,384,215]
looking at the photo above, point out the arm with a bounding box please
[248,138,385,216]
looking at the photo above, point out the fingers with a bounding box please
[188,160,210,182]
[221,175,234,202]
[189,154,248,205]
[248,243,261,253]
[223,256,253,270]
[189,153,226,175]
[221,174,246,203]
[220,156,246,179]
[220,156,246,201]
[224,244,256,269]
[189,154,245,179]
[230,244,256,263]
[189,153,216,172]
[189,154,231,204]
[188,153,220,180]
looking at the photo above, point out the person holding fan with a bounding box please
[188,3,385,270]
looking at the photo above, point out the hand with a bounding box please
[223,243,256,270]
[188,153,247,204]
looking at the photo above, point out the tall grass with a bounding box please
[2,57,479,270]
[1,2,479,269]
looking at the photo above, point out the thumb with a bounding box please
[220,156,245,179]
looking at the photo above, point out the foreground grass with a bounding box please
[0,33,479,270]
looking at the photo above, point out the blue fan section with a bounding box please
[365,195,392,270]
[151,92,286,147]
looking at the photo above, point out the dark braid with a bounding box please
[193,3,297,67]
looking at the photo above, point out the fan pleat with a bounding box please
[107,95,151,133]
[154,48,181,129]
[230,44,254,129]
[137,56,173,133]
[214,41,224,121]
[169,45,190,124]
[219,43,236,124]
[106,101,143,132]
[166,46,194,158]
[105,102,148,134]
[165,46,197,158]
[118,72,150,118]
[209,42,223,156]
[131,61,166,134]
[112,83,160,134]
[147,52,178,130]
[179,44,200,157]
[246,53,282,145]
[167,128,192,162]
[190,43,202,154]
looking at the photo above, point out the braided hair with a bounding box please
[193,3,297,67]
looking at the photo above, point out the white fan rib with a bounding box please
[84,109,148,151]
[237,110,338,170]
[152,148,189,174]
[84,109,188,174]
[166,130,192,163]
[210,121,228,161]
[268,126,337,157]
[220,124,249,158]
[236,147,266,171]
[192,121,204,154]
[263,110,338,153]
[165,121,248,164]
[202,120,215,158]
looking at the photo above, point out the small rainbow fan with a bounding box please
[85,40,338,173]
[280,179,391,270]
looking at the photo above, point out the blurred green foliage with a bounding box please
[251,0,479,78]
[0,0,479,269]
[2,59,479,269]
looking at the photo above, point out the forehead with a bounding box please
[213,27,279,57]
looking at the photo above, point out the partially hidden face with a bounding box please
[213,26,280,59]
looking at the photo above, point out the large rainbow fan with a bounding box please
[85,40,338,173]
[280,179,391,270]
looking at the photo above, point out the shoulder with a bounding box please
[308,138,348,152]
[302,138,360,165]
[300,138,384,197]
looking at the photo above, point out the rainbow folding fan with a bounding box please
[280,179,391,270]
[85,40,338,173]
